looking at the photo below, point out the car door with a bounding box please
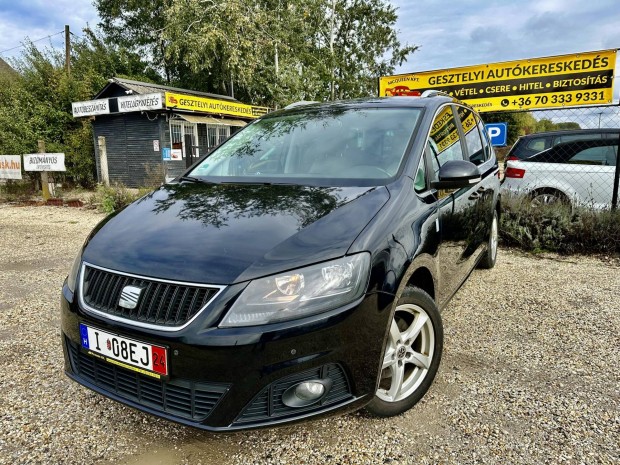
[455,105,497,268]
[426,105,484,306]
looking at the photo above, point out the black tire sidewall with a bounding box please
[365,286,443,418]
[479,209,498,269]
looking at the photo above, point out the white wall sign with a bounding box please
[0,155,22,179]
[72,99,110,117]
[117,93,164,113]
[24,153,66,172]
[171,149,183,160]
[153,140,160,151]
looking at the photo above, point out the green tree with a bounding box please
[324,0,416,100]
[95,0,172,81]
[555,121,581,130]
[97,0,416,107]
[0,31,158,186]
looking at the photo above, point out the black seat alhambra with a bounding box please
[61,95,501,430]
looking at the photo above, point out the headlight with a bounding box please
[220,253,371,327]
[66,251,82,293]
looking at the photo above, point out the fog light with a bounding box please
[282,379,333,408]
[296,382,325,400]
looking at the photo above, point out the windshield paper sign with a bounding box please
[380,49,616,112]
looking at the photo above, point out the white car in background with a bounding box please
[501,138,619,209]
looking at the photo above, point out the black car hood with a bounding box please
[83,182,389,284]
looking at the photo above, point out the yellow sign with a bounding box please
[165,92,269,119]
[380,49,617,112]
[430,106,459,152]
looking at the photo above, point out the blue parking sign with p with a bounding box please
[485,123,507,147]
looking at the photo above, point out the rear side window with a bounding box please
[568,145,617,166]
[526,138,547,152]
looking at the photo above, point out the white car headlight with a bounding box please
[220,253,371,327]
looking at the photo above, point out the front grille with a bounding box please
[235,363,352,424]
[81,264,221,327]
[67,339,229,421]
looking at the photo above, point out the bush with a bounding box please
[500,195,620,255]
[0,180,36,201]
[88,183,149,214]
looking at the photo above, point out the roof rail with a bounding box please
[421,89,453,98]
[284,100,320,110]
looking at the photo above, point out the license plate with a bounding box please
[79,324,168,378]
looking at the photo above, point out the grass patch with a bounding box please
[500,195,620,255]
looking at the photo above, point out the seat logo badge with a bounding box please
[118,285,143,310]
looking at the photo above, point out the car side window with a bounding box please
[527,138,546,152]
[429,105,465,170]
[476,114,492,162]
[457,106,485,165]
[555,133,601,145]
[569,145,617,166]
[414,155,427,193]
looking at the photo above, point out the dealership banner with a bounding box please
[72,99,110,117]
[0,155,22,179]
[165,92,269,118]
[117,93,164,113]
[23,153,66,172]
[380,49,617,112]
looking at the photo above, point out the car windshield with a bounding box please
[189,107,422,185]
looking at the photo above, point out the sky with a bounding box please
[1,0,619,105]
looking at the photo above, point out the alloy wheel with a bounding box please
[376,304,435,403]
[490,214,498,262]
[531,192,562,207]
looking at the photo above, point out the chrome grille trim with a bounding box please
[78,261,226,332]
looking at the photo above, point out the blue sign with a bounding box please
[485,123,508,147]
[162,147,171,161]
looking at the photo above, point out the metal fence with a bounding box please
[484,104,620,210]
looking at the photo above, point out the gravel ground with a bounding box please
[0,204,618,465]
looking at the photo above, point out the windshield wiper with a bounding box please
[179,176,216,184]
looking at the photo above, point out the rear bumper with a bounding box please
[61,283,395,431]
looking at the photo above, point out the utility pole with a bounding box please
[65,25,70,76]
[38,140,51,200]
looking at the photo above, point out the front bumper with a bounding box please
[61,283,395,431]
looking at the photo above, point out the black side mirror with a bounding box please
[431,160,481,190]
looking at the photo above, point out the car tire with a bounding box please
[478,210,498,269]
[365,287,443,417]
[530,189,570,207]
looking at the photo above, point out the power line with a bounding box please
[0,31,65,55]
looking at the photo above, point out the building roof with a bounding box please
[95,77,238,102]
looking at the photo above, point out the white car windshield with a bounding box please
[189,107,422,185]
